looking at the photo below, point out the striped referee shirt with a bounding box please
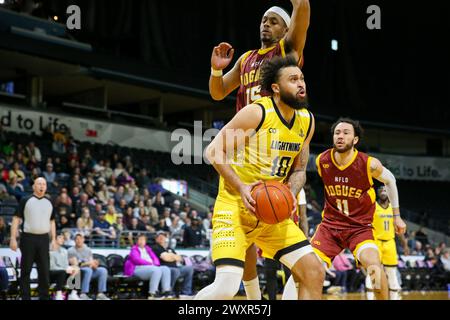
[14,195,55,234]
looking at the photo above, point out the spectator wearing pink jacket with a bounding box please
[124,234,171,299]
[331,252,353,292]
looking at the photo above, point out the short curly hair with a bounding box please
[260,56,299,95]
[331,117,364,143]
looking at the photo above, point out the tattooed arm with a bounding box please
[287,114,315,235]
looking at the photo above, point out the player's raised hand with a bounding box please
[240,180,262,213]
[211,42,235,71]
[394,215,407,235]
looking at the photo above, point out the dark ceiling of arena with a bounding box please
[17,0,450,129]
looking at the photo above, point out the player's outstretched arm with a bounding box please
[285,0,310,61]
[209,42,243,101]
[205,105,263,211]
[370,158,407,235]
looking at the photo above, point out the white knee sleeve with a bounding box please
[385,267,401,291]
[194,266,243,300]
[365,274,375,300]
[281,275,298,300]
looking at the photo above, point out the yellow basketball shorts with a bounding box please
[375,238,398,266]
[211,197,310,268]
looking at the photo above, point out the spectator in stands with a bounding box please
[152,231,194,298]
[331,251,353,293]
[123,206,134,229]
[26,155,39,172]
[92,203,104,220]
[63,230,75,248]
[124,234,172,299]
[152,191,165,215]
[96,180,110,205]
[70,186,81,209]
[103,160,113,180]
[43,163,58,188]
[92,211,116,247]
[56,208,71,230]
[75,193,90,216]
[440,248,450,272]
[68,234,110,300]
[136,168,150,189]
[114,162,124,178]
[424,247,436,261]
[9,162,25,184]
[182,202,191,215]
[25,141,42,163]
[84,183,96,200]
[412,240,425,256]
[114,185,125,204]
[162,207,172,227]
[6,176,25,201]
[203,211,212,231]
[15,152,27,170]
[123,185,135,204]
[155,217,171,234]
[105,205,118,225]
[145,199,159,226]
[0,258,8,300]
[170,215,185,244]
[0,161,9,182]
[52,129,67,154]
[0,217,7,245]
[77,207,94,237]
[140,215,156,233]
[50,233,81,300]
[0,183,12,202]
[182,217,203,248]
[116,198,128,214]
[53,156,67,177]
[54,189,72,212]
[171,199,181,215]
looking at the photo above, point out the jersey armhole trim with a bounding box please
[240,50,253,71]
[367,156,374,186]
[305,110,313,140]
[316,153,322,177]
[254,103,266,133]
[280,38,286,58]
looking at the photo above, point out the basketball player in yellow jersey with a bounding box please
[195,57,324,300]
[366,186,409,300]
[209,0,311,299]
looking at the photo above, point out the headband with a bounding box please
[264,6,291,27]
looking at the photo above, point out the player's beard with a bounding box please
[280,89,308,110]
[333,141,354,153]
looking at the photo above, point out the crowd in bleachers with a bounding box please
[0,125,213,249]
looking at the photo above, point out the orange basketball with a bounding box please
[251,180,294,224]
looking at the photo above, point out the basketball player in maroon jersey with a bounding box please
[311,118,407,300]
[208,0,311,300]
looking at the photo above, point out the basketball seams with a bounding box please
[268,184,292,215]
[263,182,279,223]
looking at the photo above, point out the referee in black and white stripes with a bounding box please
[10,177,56,300]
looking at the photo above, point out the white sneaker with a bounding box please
[179,294,194,300]
[96,293,111,300]
[55,291,64,300]
[68,291,81,300]
[79,293,92,300]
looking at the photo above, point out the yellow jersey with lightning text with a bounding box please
[217,96,313,204]
[372,202,395,241]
